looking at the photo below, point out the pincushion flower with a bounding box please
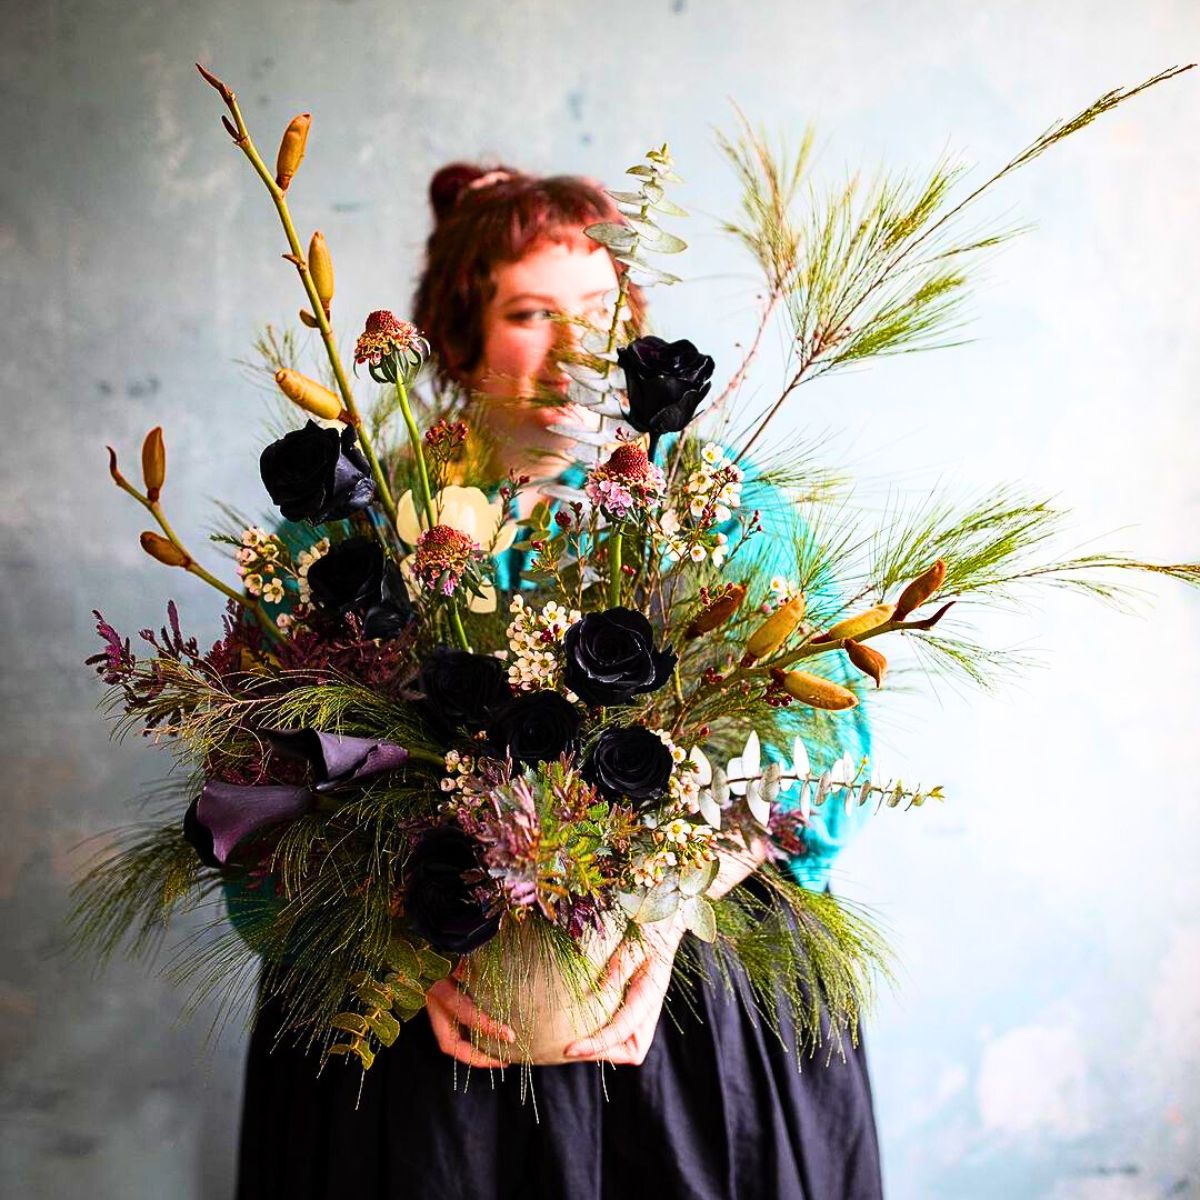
[585,443,666,520]
[354,310,429,375]
[411,525,483,597]
[397,485,518,613]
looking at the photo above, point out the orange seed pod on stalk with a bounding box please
[894,558,947,620]
[685,584,747,639]
[140,531,190,568]
[845,639,887,688]
[741,594,805,666]
[274,368,343,421]
[769,668,859,710]
[275,113,311,191]
[141,427,166,502]
[814,602,894,644]
[308,231,334,316]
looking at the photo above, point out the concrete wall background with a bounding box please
[2,1,1197,1196]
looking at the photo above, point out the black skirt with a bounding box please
[236,905,883,1200]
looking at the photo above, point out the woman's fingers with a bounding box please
[596,935,645,993]
[426,978,516,1045]
[425,986,510,1069]
[563,960,661,1059]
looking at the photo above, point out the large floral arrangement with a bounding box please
[74,64,1197,1075]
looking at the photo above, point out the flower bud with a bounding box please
[274,368,343,421]
[740,594,805,666]
[299,309,319,328]
[140,531,190,568]
[685,584,747,639]
[141,427,166,502]
[814,602,894,644]
[308,230,333,316]
[845,639,887,688]
[106,446,129,489]
[894,559,947,620]
[275,113,311,191]
[770,668,858,711]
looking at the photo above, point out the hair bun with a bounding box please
[428,163,486,221]
[429,161,521,221]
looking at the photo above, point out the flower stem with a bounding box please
[199,69,398,531]
[394,376,436,531]
[447,603,470,652]
[608,529,623,607]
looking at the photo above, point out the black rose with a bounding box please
[404,827,500,955]
[419,648,510,741]
[259,419,376,523]
[562,607,677,707]
[616,336,714,440]
[306,537,414,637]
[584,726,674,807]
[486,690,581,767]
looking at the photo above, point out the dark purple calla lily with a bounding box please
[184,780,315,867]
[264,729,409,792]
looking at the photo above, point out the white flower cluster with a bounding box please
[654,444,742,568]
[504,596,581,691]
[236,526,287,604]
[439,749,476,793]
[656,511,730,567]
[629,819,718,889]
[295,537,330,605]
[686,444,743,526]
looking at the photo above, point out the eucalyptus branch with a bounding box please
[195,64,399,531]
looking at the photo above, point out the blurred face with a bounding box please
[468,234,618,433]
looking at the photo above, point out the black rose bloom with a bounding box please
[259,419,376,523]
[363,559,415,640]
[404,826,500,955]
[486,690,581,768]
[562,607,677,707]
[306,537,414,637]
[617,336,714,443]
[584,726,674,807]
[419,647,510,741]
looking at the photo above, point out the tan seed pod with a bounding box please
[141,427,166,501]
[894,558,947,620]
[769,667,859,710]
[845,639,887,688]
[685,584,747,639]
[275,368,343,421]
[308,230,334,315]
[140,531,189,568]
[298,308,319,328]
[741,594,805,666]
[815,602,894,644]
[275,113,311,191]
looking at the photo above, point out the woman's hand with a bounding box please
[425,961,517,1068]
[562,833,770,1066]
[562,914,686,1065]
[708,829,770,901]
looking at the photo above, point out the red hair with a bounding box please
[412,162,645,387]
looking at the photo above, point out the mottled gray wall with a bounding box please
[2,1,1198,1197]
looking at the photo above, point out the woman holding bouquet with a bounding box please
[235,162,882,1200]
